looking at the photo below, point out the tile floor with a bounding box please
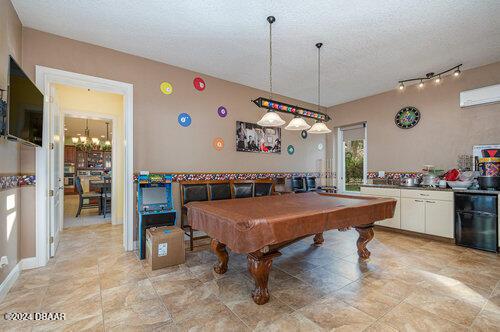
[1,223,499,331]
[64,194,111,228]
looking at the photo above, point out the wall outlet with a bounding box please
[0,256,8,268]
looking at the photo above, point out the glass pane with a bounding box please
[344,139,364,192]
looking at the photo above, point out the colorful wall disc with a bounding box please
[301,130,308,139]
[318,143,324,150]
[287,145,295,155]
[193,77,206,91]
[213,138,224,151]
[160,82,173,95]
[217,106,228,117]
[178,113,192,127]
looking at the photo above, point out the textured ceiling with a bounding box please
[64,117,111,141]
[13,0,500,106]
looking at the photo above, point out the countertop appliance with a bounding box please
[455,192,498,252]
[400,177,420,187]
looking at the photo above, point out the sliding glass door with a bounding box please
[337,123,367,193]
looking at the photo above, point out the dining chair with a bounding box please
[101,176,112,218]
[75,176,101,217]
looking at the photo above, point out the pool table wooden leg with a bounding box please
[313,233,324,246]
[355,225,374,260]
[247,251,281,305]
[211,239,229,274]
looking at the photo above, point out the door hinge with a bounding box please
[49,236,54,244]
[48,189,54,197]
[49,143,54,150]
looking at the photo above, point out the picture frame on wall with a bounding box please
[236,121,281,154]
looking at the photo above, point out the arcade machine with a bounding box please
[137,173,176,259]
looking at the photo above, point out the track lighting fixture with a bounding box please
[397,64,462,91]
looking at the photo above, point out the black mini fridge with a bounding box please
[455,192,498,252]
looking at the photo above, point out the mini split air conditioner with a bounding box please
[460,84,500,108]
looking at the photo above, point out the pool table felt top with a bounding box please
[186,192,396,253]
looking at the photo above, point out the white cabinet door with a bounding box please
[401,198,426,233]
[425,200,454,238]
[377,197,401,229]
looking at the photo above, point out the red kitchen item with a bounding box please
[444,169,460,181]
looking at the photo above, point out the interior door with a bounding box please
[49,85,63,256]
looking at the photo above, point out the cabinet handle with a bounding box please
[419,193,430,196]
[426,200,435,203]
[414,199,424,202]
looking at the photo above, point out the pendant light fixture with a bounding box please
[105,122,111,146]
[308,43,331,134]
[256,16,285,127]
[80,120,89,143]
[285,116,311,130]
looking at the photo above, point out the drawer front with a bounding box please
[400,189,453,201]
[360,187,401,197]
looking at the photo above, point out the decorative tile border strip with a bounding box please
[133,172,324,182]
[367,171,422,180]
[0,174,36,191]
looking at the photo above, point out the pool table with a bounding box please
[186,192,396,304]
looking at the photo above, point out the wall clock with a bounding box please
[395,106,421,129]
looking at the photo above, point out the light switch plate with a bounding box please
[0,256,8,268]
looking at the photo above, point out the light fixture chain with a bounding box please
[317,45,321,111]
[269,19,273,100]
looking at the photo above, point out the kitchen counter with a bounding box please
[360,184,500,195]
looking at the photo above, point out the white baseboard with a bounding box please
[20,257,37,270]
[0,263,20,303]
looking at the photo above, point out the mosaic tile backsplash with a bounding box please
[0,174,36,191]
[134,172,324,182]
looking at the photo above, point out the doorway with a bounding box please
[35,66,134,268]
[337,123,367,193]
[64,116,113,228]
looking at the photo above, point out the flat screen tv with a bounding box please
[6,56,44,146]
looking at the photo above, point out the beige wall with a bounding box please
[0,0,24,285]
[56,84,125,223]
[326,61,500,174]
[22,28,326,174]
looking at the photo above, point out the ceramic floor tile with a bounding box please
[272,276,326,310]
[332,281,401,319]
[297,296,375,331]
[404,286,483,326]
[381,302,468,331]
[101,278,157,313]
[103,298,172,331]
[2,222,499,331]
[225,296,293,329]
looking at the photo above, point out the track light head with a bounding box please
[454,68,461,77]
[419,80,424,88]
[398,82,405,90]
[435,75,441,83]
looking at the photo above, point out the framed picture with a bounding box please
[236,121,281,154]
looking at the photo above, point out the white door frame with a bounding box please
[35,66,134,267]
[63,110,120,226]
[336,123,368,193]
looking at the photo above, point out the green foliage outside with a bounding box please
[345,140,364,191]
